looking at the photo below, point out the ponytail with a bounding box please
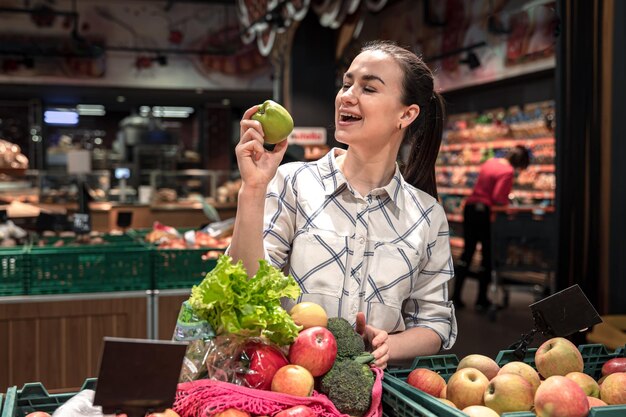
[402,91,445,199]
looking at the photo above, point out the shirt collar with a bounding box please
[318,147,406,211]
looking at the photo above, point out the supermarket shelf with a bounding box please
[447,213,464,223]
[438,187,472,196]
[439,187,554,199]
[440,137,555,152]
[436,164,555,173]
[514,190,555,199]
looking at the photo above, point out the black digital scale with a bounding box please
[509,284,602,359]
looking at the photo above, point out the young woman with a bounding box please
[229,41,457,368]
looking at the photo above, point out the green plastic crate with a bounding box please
[28,245,152,294]
[153,249,220,289]
[382,374,466,417]
[2,379,96,417]
[36,233,140,248]
[387,354,459,382]
[384,344,626,417]
[0,248,28,296]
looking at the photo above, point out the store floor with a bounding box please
[446,278,550,359]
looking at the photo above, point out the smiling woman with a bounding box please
[228,40,456,368]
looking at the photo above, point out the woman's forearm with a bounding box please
[228,184,268,275]
[387,327,442,364]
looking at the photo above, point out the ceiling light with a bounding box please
[77,104,106,116]
[44,110,79,125]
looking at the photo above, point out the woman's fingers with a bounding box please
[240,119,264,142]
[272,138,289,158]
[355,312,366,335]
[240,105,261,137]
[238,128,265,153]
[237,139,266,161]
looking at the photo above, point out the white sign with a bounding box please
[288,127,327,146]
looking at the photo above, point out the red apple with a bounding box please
[271,364,314,397]
[446,368,490,410]
[457,354,500,380]
[600,372,626,405]
[498,361,541,394]
[274,405,316,417]
[242,341,289,390]
[213,409,250,417]
[288,326,337,377]
[565,371,600,398]
[587,396,607,408]
[601,357,626,376]
[484,373,534,414]
[462,405,499,417]
[534,375,589,417]
[535,337,584,378]
[406,368,446,397]
[437,398,456,408]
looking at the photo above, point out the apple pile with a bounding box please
[234,302,376,417]
[405,337,626,417]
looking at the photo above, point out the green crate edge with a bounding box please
[384,344,626,417]
[382,374,467,417]
[2,379,96,417]
[152,250,220,289]
[27,245,153,295]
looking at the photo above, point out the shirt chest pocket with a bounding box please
[366,243,420,309]
[289,229,348,298]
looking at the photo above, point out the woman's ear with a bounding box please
[401,104,420,125]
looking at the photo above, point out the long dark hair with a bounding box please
[361,41,445,199]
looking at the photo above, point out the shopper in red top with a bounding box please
[451,145,530,311]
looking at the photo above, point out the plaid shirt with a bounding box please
[264,148,457,349]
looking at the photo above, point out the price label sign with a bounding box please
[73,213,91,234]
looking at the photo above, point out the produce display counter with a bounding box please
[3,343,624,417]
[0,292,151,393]
[2,201,237,232]
[383,343,626,417]
[0,229,223,392]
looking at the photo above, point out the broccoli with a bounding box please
[327,317,366,359]
[320,359,375,417]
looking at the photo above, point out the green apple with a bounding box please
[252,100,294,144]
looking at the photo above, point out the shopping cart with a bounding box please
[487,208,557,321]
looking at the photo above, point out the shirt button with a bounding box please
[359,236,365,244]
[354,271,360,279]
[351,306,357,314]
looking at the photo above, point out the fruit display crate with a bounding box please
[0,248,28,296]
[129,228,223,290]
[383,344,625,417]
[27,245,153,294]
[1,379,96,417]
[152,248,219,289]
[36,233,140,248]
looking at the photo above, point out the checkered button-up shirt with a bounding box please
[263,148,457,349]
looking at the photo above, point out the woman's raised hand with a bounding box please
[236,105,289,190]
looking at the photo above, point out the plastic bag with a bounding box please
[173,301,215,382]
[52,390,102,417]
